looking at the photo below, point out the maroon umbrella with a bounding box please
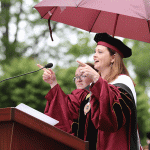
[34,0,150,43]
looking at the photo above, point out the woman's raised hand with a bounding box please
[77,60,100,83]
[37,64,57,88]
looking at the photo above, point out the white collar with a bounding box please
[110,75,137,103]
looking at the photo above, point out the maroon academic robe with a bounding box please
[44,84,89,133]
[90,78,129,150]
[44,76,138,150]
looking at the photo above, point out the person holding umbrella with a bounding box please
[38,33,142,150]
[76,33,143,150]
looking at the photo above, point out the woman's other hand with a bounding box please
[37,64,57,88]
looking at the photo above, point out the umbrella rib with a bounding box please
[112,14,119,37]
[89,10,102,33]
[77,0,88,7]
[41,7,55,19]
[147,20,150,33]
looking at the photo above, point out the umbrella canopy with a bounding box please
[34,0,150,43]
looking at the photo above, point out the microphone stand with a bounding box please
[0,68,44,83]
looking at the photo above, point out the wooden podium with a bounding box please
[0,107,89,150]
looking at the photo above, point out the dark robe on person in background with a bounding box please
[44,75,142,150]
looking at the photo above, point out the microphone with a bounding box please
[44,63,53,68]
[0,63,53,83]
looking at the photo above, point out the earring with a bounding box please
[110,62,114,68]
[110,62,113,66]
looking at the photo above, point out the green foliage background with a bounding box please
[0,58,49,112]
[0,0,150,147]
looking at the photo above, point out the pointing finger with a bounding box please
[37,64,44,69]
[77,60,86,67]
[37,64,47,71]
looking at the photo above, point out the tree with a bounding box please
[0,57,79,112]
[55,65,76,94]
[0,57,49,112]
[0,0,71,64]
[135,81,150,145]
[124,39,150,87]
[0,0,42,62]
[0,0,95,67]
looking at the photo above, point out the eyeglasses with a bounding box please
[73,75,87,81]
